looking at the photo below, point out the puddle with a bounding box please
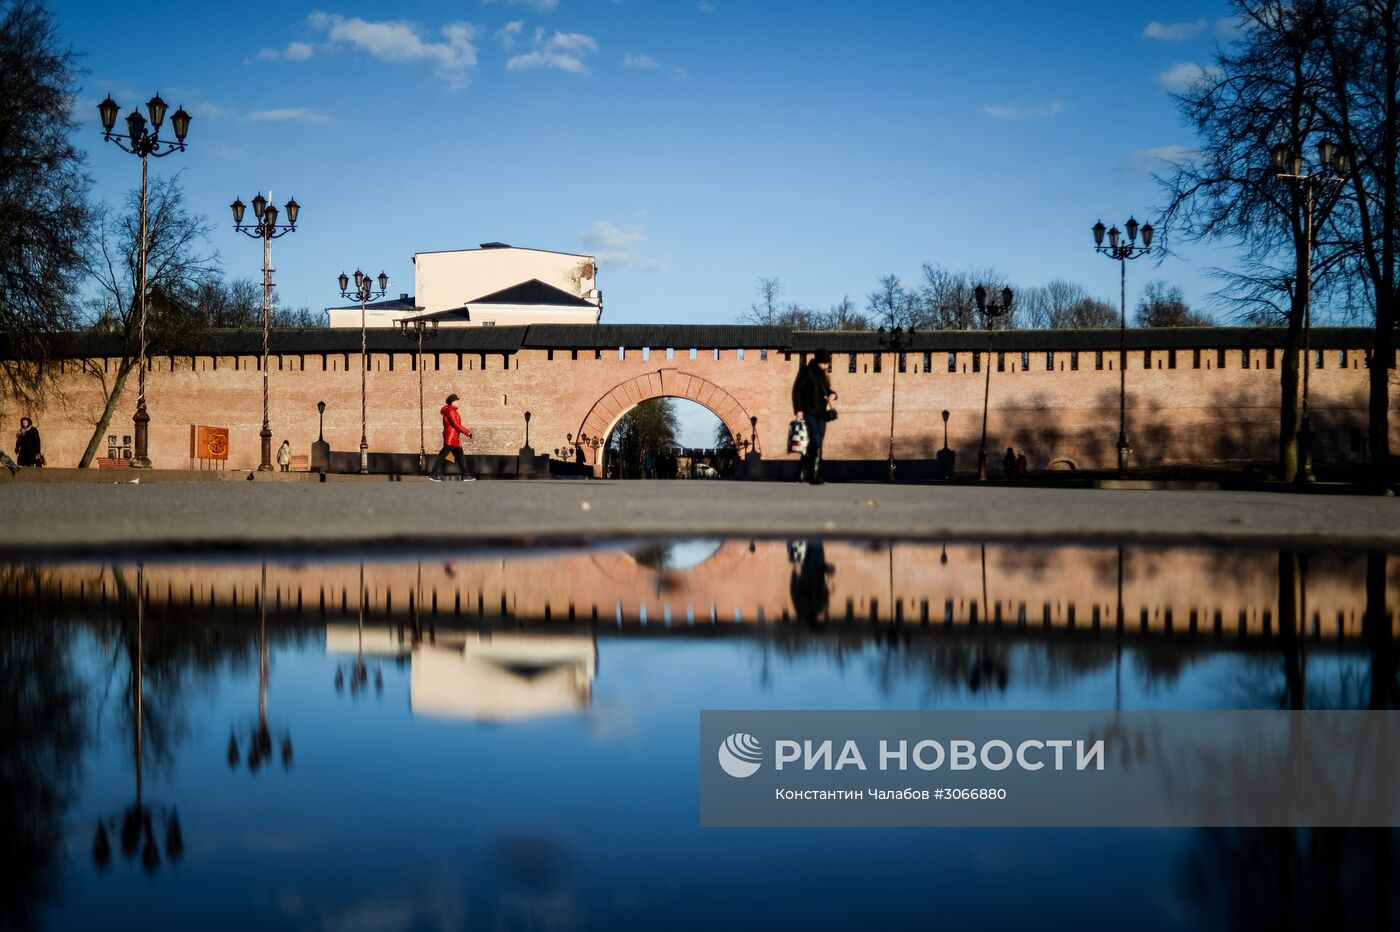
[4,539,1398,931]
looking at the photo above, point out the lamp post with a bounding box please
[97,94,191,469]
[397,318,439,473]
[317,400,326,442]
[877,327,913,481]
[232,194,300,472]
[1092,216,1154,477]
[973,286,1014,480]
[337,270,390,474]
[523,410,533,451]
[1270,138,1349,484]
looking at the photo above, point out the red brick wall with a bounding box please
[12,343,1394,472]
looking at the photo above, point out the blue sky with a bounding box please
[57,0,1238,327]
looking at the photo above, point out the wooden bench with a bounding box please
[97,457,132,469]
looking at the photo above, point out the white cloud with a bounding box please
[307,12,478,89]
[1143,20,1206,41]
[254,40,316,62]
[1158,61,1216,92]
[623,52,661,70]
[1217,14,1247,37]
[580,220,666,271]
[246,107,331,124]
[506,30,598,74]
[1124,144,1195,176]
[481,0,559,10]
[983,100,1064,120]
[698,1,716,12]
[496,20,524,48]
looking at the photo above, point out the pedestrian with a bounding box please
[429,393,477,481]
[277,440,292,472]
[15,417,42,467]
[1003,447,1016,481]
[643,452,655,479]
[791,349,837,485]
[1016,450,1028,477]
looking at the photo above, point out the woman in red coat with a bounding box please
[429,394,476,481]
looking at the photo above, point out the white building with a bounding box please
[326,242,602,329]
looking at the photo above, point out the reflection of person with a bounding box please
[789,539,832,625]
[15,417,41,467]
[791,349,836,485]
[1003,447,1015,480]
[277,440,292,472]
[430,394,477,481]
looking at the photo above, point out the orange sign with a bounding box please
[190,424,230,460]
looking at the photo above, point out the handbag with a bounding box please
[35,453,46,467]
[824,405,838,422]
[787,419,809,455]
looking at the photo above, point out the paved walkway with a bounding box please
[3,479,1398,556]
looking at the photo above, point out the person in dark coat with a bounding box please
[15,417,41,467]
[791,349,837,484]
[1003,447,1016,480]
[429,394,477,481]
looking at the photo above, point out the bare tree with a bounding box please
[1136,280,1215,326]
[73,174,219,467]
[0,0,93,407]
[1320,0,1400,487]
[740,277,784,325]
[914,264,1017,329]
[866,274,916,329]
[1160,0,1345,481]
[815,295,871,330]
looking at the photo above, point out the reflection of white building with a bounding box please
[325,626,596,722]
[326,243,602,329]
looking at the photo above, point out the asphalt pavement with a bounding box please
[3,478,1398,557]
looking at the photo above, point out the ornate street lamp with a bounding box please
[98,94,191,468]
[232,194,300,472]
[1270,138,1349,483]
[973,285,1014,480]
[226,564,293,775]
[877,328,913,481]
[336,270,390,474]
[1092,216,1154,476]
[397,318,439,473]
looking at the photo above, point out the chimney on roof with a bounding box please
[401,293,409,301]
[479,242,510,249]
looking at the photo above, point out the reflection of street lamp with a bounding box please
[397,318,439,473]
[337,270,390,474]
[877,327,913,481]
[334,564,384,698]
[1093,216,1154,477]
[227,563,293,774]
[92,564,183,874]
[97,94,192,469]
[1270,138,1349,484]
[231,193,300,472]
[973,286,1013,481]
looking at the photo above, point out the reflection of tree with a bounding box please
[0,575,86,931]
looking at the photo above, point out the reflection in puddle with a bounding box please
[2,539,1397,931]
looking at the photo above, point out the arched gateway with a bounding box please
[575,368,755,475]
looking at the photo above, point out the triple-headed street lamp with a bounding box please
[1092,216,1154,477]
[877,327,914,481]
[398,318,440,473]
[337,270,389,475]
[232,194,300,472]
[97,94,192,468]
[973,285,1014,480]
[1270,138,1349,483]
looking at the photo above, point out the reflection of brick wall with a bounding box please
[14,543,1398,642]
[12,335,1394,472]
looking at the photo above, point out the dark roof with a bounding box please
[4,325,1378,359]
[326,295,418,312]
[407,306,472,323]
[470,279,596,307]
[786,326,1375,352]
